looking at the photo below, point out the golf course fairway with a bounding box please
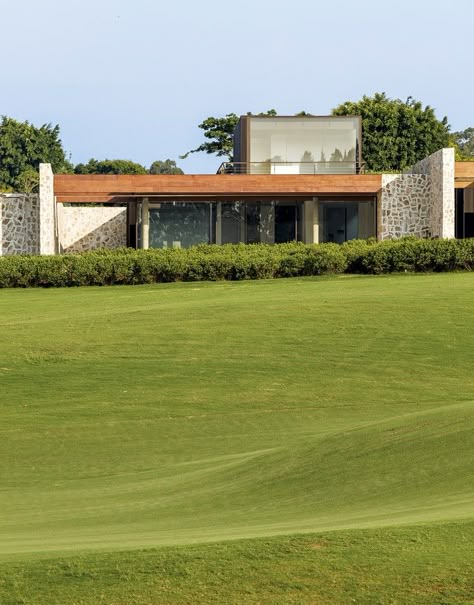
[1,273,473,603]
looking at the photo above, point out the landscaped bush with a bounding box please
[0,238,473,288]
[357,238,474,274]
[340,238,378,273]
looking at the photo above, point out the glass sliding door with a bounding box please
[149,202,215,248]
[221,202,244,244]
[219,201,303,245]
[320,201,375,243]
[275,205,297,243]
[324,207,348,243]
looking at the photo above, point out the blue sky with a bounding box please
[2,0,472,173]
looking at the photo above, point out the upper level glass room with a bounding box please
[231,115,362,174]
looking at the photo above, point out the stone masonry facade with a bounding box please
[379,148,455,240]
[0,153,458,255]
[379,174,431,239]
[0,193,126,256]
[411,148,455,239]
[58,206,127,253]
[0,194,40,255]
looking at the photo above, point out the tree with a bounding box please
[180,114,240,160]
[330,148,343,162]
[149,159,184,174]
[180,110,278,161]
[0,116,72,191]
[451,127,474,159]
[16,168,40,193]
[74,159,147,175]
[332,93,451,172]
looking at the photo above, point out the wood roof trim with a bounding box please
[455,161,474,177]
[54,174,383,202]
[455,162,474,188]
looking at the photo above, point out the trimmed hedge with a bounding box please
[0,238,473,288]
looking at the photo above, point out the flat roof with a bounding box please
[455,161,474,189]
[54,174,383,203]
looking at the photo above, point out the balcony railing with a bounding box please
[217,161,365,175]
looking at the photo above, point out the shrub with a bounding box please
[360,238,474,274]
[0,238,472,288]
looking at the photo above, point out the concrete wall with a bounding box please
[58,205,127,252]
[39,163,56,254]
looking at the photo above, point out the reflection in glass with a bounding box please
[320,201,375,243]
[246,116,360,174]
[221,201,303,244]
[149,203,214,248]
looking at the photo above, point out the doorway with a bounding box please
[275,205,297,243]
[322,204,358,243]
[320,201,375,243]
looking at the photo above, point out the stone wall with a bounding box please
[0,193,127,256]
[411,148,455,238]
[0,194,40,255]
[58,206,127,253]
[379,148,455,240]
[378,174,431,239]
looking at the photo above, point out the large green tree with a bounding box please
[180,113,240,160]
[181,110,278,161]
[451,127,474,159]
[149,159,184,174]
[332,93,451,172]
[74,159,147,175]
[0,116,72,191]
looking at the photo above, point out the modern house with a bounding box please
[0,115,473,255]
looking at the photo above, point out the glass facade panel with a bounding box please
[456,188,474,239]
[221,202,243,244]
[320,201,375,243]
[248,117,359,174]
[149,203,214,248]
[220,201,303,244]
[145,200,377,248]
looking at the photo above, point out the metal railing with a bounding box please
[217,161,365,175]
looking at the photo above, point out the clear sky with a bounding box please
[1,0,472,173]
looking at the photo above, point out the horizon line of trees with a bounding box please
[1,93,473,192]
[180,94,474,172]
[0,116,184,193]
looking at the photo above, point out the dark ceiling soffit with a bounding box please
[56,194,379,203]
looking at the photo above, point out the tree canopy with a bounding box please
[74,159,148,175]
[332,93,451,172]
[180,114,240,160]
[181,110,278,161]
[0,116,72,192]
[451,127,474,159]
[149,159,184,174]
[181,97,453,171]
[74,158,184,175]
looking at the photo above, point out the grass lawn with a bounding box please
[0,273,473,603]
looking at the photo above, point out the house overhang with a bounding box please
[53,174,383,203]
[455,161,474,189]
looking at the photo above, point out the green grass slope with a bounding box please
[2,523,473,604]
[0,275,473,559]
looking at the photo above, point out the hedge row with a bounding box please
[0,238,473,288]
